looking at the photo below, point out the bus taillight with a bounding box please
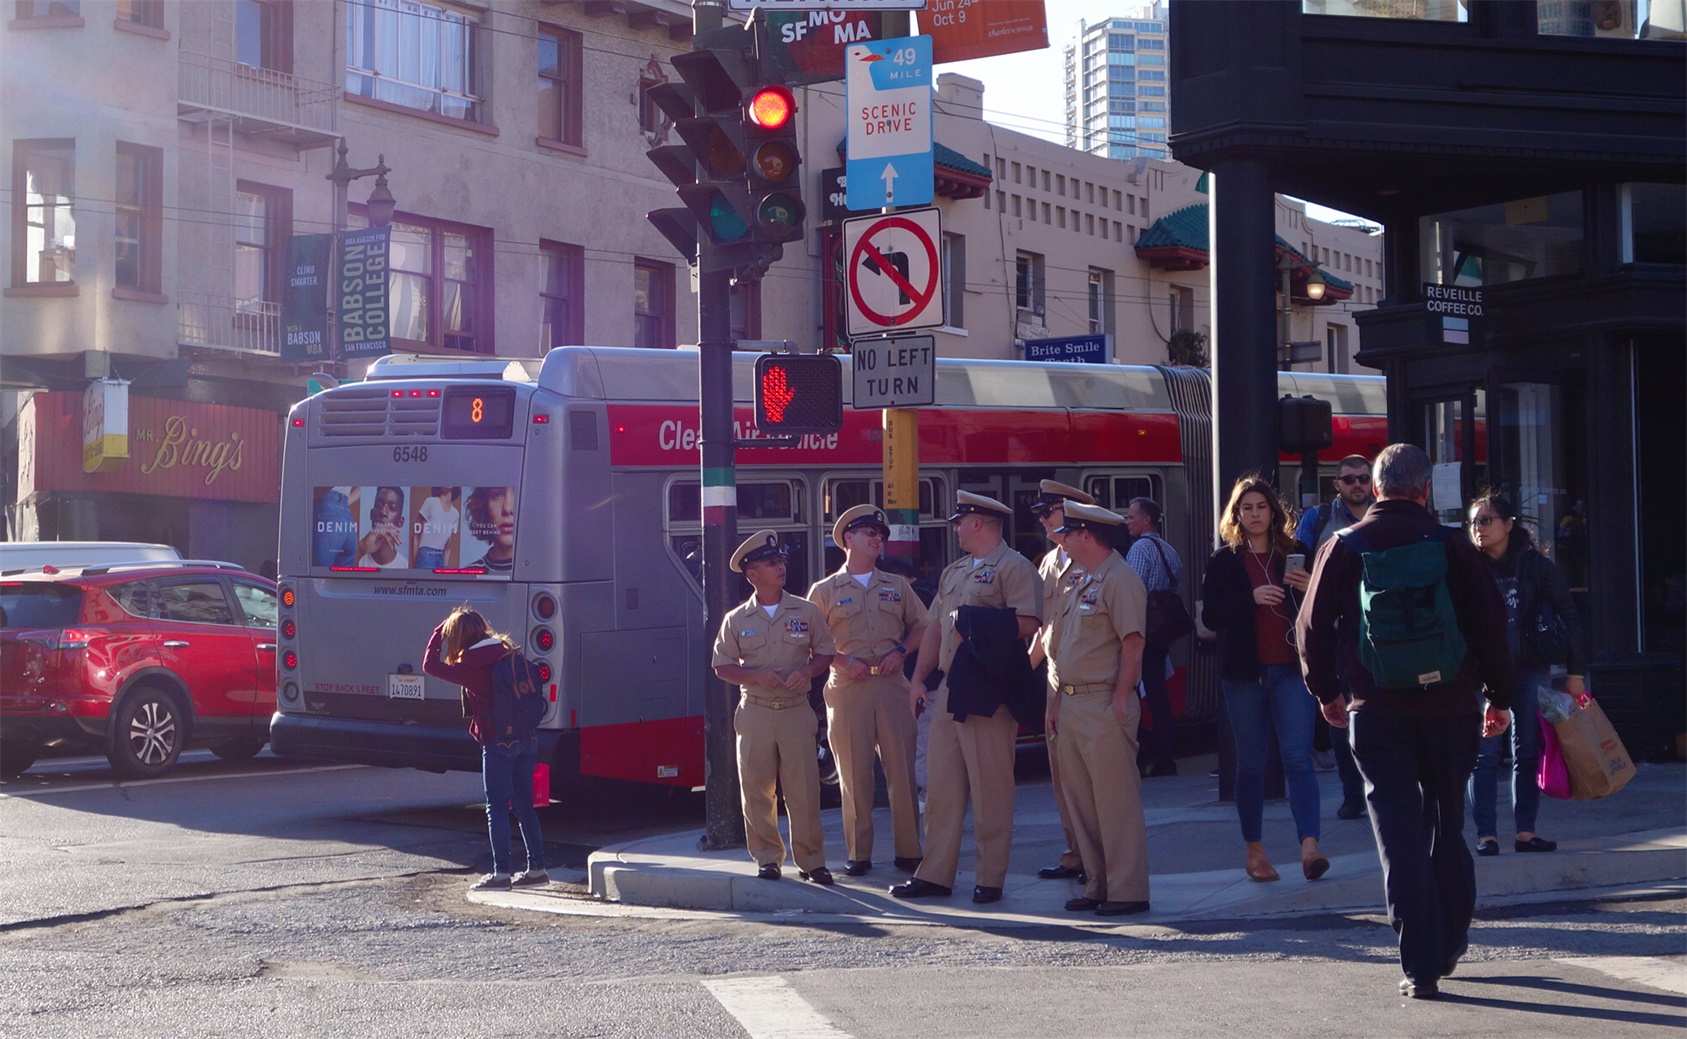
[535,661,553,683]
[532,627,555,652]
[282,618,296,639]
[282,650,298,671]
[533,593,557,620]
[280,588,296,607]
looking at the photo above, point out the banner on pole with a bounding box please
[280,233,332,364]
[336,226,391,361]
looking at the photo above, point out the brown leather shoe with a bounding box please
[1245,858,1280,883]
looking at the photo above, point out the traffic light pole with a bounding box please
[693,0,746,852]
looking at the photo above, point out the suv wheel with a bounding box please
[110,686,185,778]
[209,738,266,761]
[0,741,40,779]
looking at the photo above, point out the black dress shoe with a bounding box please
[1095,900,1150,916]
[757,863,782,880]
[1515,836,1557,853]
[1064,896,1101,912]
[843,859,872,877]
[893,856,923,873]
[800,867,834,886]
[1037,864,1082,880]
[1398,977,1438,1000]
[1144,761,1178,778]
[1336,796,1366,820]
[971,885,1003,904]
[889,877,952,899]
[1475,838,1499,857]
[1442,941,1468,978]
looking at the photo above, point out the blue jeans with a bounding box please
[482,736,545,876]
[1222,663,1322,843]
[311,490,357,568]
[1468,669,1546,838]
[415,545,445,570]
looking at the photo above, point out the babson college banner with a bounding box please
[337,225,391,360]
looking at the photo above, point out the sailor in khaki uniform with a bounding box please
[808,504,929,877]
[711,530,837,884]
[1047,501,1152,916]
[891,491,1041,904]
[1027,479,1097,884]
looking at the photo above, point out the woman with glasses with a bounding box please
[1200,475,1328,884]
[1466,491,1584,857]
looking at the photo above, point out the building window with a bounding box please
[13,1,81,18]
[235,182,289,312]
[114,143,161,294]
[1015,251,1043,316]
[729,278,761,343]
[236,0,290,72]
[1087,268,1112,335]
[942,231,965,329]
[637,57,668,142]
[352,213,491,352]
[540,240,583,350]
[116,0,161,27]
[1169,284,1194,332]
[634,259,674,349]
[346,0,480,122]
[11,139,75,285]
[1327,323,1349,374]
[538,25,582,147]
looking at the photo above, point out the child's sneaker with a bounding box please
[470,872,512,890]
[510,870,551,887]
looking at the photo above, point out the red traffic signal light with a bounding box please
[754,354,841,436]
[746,86,794,131]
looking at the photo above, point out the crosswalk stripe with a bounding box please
[1557,956,1687,995]
[703,976,853,1039]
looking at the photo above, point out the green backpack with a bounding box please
[1336,526,1469,689]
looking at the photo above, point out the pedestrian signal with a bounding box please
[753,354,841,436]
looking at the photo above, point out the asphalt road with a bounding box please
[1,751,1682,1038]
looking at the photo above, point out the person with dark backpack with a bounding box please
[1123,496,1188,778]
[1297,444,1514,1000]
[424,607,548,891]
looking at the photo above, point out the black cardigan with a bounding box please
[1199,541,1309,682]
[1490,542,1586,675]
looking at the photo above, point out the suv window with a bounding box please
[110,580,156,619]
[0,583,83,628]
[232,581,278,628]
[156,580,237,626]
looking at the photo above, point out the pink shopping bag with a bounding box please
[1537,712,1572,800]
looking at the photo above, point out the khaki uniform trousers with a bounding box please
[915,680,1019,889]
[1045,680,1086,872]
[1054,689,1151,903]
[735,696,826,871]
[826,672,922,862]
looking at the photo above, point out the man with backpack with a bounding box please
[1296,444,1513,1000]
[1295,454,1377,819]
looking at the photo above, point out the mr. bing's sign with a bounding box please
[18,392,279,503]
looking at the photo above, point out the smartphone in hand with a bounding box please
[1285,553,1306,574]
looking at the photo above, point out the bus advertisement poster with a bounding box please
[336,226,391,361]
[310,485,515,576]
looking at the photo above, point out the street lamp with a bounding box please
[1277,249,1325,370]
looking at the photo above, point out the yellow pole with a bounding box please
[882,406,919,570]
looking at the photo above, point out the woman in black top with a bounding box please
[1200,475,1326,884]
[1466,491,1585,857]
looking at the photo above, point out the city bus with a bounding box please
[268,347,1387,794]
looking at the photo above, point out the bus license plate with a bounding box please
[388,674,424,700]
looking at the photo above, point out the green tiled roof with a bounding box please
[1136,204,1209,251]
[1276,235,1356,292]
[934,142,991,179]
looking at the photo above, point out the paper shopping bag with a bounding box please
[1537,712,1573,800]
[1552,696,1635,801]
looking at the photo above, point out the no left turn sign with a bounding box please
[843,207,943,338]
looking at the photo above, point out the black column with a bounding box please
[1211,157,1280,493]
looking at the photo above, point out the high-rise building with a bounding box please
[1063,3,1170,160]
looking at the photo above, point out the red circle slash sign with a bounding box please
[847,216,940,328]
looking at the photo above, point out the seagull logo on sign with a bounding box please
[845,37,933,211]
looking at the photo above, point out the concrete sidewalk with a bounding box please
[483,755,1686,927]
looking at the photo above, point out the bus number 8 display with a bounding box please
[441,387,516,440]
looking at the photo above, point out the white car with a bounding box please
[0,542,181,575]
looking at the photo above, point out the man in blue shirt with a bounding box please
[1294,454,1374,819]
[1123,497,1183,777]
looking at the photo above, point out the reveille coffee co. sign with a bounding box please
[16,392,280,503]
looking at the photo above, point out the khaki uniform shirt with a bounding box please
[1049,550,1147,691]
[807,568,928,667]
[712,592,836,704]
[1038,545,1085,659]
[931,540,1042,673]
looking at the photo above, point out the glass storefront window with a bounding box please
[1538,0,1687,39]
[1302,0,1466,21]
[1420,191,1584,287]
[1624,182,1687,264]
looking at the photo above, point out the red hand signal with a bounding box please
[760,366,795,423]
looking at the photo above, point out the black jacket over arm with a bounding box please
[947,605,1037,725]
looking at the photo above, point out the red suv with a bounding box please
[0,561,278,779]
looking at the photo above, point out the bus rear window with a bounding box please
[0,584,83,629]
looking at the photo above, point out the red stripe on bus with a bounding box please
[607,404,1185,468]
[580,715,705,787]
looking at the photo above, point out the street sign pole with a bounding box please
[693,0,745,853]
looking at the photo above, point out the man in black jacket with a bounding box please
[1296,444,1513,1001]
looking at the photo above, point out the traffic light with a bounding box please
[1279,394,1334,452]
[753,354,841,436]
[645,24,803,282]
[743,83,804,246]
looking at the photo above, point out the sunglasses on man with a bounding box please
[1338,474,1371,486]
